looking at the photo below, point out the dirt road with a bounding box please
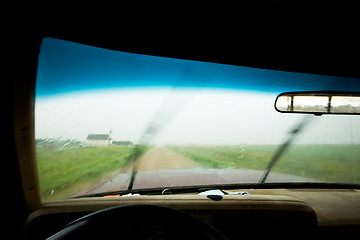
[133,145,201,171]
[73,145,201,196]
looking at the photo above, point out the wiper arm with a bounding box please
[258,115,313,184]
[127,147,144,191]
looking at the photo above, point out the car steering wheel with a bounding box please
[47,204,228,240]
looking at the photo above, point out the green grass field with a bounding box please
[36,144,136,201]
[169,144,360,184]
[37,142,360,201]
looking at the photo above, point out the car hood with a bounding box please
[73,168,315,197]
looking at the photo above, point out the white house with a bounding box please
[86,130,113,146]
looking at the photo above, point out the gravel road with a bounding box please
[73,145,201,196]
[133,145,201,171]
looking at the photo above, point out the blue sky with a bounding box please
[36,37,360,97]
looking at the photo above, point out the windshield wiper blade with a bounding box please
[258,115,313,184]
[127,147,144,191]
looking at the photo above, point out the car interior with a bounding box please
[8,7,360,240]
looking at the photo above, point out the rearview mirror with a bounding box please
[275,91,360,115]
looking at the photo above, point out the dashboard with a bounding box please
[25,188,360,239]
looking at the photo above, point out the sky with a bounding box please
[34,38,360,145]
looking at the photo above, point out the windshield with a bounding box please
[35,38,360,201]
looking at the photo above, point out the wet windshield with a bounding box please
[36,38,360,201]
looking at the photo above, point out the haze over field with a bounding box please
[35,89,360,145]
